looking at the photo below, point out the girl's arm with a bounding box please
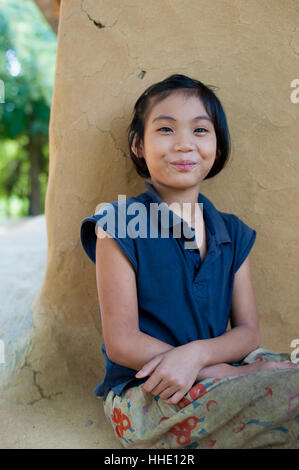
[95,227,175,370]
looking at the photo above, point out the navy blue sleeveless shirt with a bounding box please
[80,181,257,400]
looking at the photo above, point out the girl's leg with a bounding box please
[102,364,299,449]
[239,347,292,365]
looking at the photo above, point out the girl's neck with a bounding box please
[149,180,203,227]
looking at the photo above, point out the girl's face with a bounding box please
[136,91,217,192]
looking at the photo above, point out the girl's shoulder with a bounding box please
[218,211,257,274]
[80,192,149,268]
[219,211,256,239]
[198,191,257,243]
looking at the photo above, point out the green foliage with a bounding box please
[0,0,57,216]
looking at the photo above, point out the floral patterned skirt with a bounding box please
[102,348,299,449]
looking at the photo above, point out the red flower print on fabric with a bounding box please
[177,397,192,409]
[158,416,169,425]
[212,378,221,383]
[206,399,218,411]
[170,416,198,446]
[111,407,131,438]
[232,421,246,433]
[189,383,207,400]
[207,439,217,447]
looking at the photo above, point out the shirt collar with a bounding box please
[144,181,231,245]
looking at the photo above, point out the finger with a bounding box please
[150,380,176,398]
[136,355,162,378]
[163,389,187,405]
[159,385,179,400]
[272,362,299,370]
[286,362,299,368]
[278,361,299,367]
[142,374,163,394]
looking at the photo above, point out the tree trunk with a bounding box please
[33,0,61,34]
[28,136,41,216]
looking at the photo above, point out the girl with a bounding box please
[80,74,299,449]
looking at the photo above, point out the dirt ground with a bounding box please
[0,215,121,449]
[0,381,122,449]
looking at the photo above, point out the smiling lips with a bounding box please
[170,161,198,171]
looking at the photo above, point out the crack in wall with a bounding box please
[81,0,118,30]
[289,27,299,56]
[85,12,105,29]
[21,358,63,406]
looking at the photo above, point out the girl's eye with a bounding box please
[158,127,172,132]
[157,127,208,133]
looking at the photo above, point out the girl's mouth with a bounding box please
[170,162,198,171]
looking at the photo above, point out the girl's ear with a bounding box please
[131,134,144,159]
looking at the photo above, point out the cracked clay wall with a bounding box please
[19,0,299,400]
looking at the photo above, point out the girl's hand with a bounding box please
[135,343,205,405]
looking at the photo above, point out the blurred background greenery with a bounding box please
[0,0,60,218]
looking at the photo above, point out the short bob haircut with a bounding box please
[127,74,231,180]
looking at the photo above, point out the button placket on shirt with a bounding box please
[173,216,221,300]
[192,237,220,299]
[178,224,208,299]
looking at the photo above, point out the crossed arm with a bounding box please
[95,227,261,404]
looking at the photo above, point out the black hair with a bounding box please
[126,73,231,179]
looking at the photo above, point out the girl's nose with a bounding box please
[174,142,195,151]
